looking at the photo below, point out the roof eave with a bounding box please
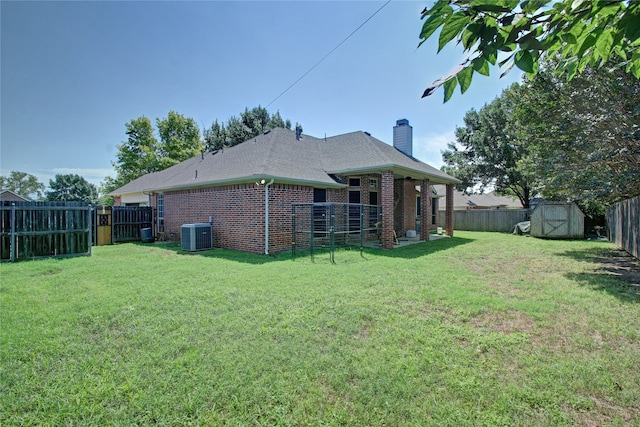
[327,164,461,184]
[126,174,347,194]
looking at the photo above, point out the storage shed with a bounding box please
[530,202,585,239]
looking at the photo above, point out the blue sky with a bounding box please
[1,1,522,191]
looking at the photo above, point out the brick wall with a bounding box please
[163,183,314,254]
[122,173,439,252]
[381,171,394,249]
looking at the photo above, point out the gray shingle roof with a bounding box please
[110,128,460,195]
[433,185,522,209]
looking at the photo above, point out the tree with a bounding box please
[512,62,640,210]
[112,116,160,187]
[108,111,202,192]
[441,87,536,207]
[203,106,293,151]
[0,171,45,200]
[419,0,640,102]
[156,111,203,169]
[46,174,98,204]
[442,61,639,216]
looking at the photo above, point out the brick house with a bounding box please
[109,120,460,253]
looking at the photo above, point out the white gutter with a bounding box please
[263,178,274,255]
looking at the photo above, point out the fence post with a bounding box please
[10,203,16,262]
[88,206,93,256]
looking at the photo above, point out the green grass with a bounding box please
[1,232,639,426]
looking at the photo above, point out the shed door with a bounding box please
[542,205,569,237]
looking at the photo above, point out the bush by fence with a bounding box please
[1,201,92,262]
[438,209,530,233]
[607,195,639,259]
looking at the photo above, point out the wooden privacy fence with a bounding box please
[92,206,154,244]
[438,209,530,233]
[607,195,639,259]
[1,201,92,262]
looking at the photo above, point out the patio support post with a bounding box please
[381,170,394,249]
[420,179,430,241]
[446,183,454,237]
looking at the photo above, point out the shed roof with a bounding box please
[111,128,460,195]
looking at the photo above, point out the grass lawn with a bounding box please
[1,231,639,426]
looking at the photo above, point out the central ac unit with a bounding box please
[181,223,213,251]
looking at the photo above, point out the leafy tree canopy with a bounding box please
[420,0,640,102]
[0,171,45,200]
[442,87,537,208]
[46,174,99,204]
[442,61,639,216]
[204,106,293,151]
[105,111,203,196]
[512,62,640,212]
[156,111,203,169]
[104,107,296,198]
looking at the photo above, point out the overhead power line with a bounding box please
[266,0,392,108]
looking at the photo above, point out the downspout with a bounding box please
[264,179,274,255]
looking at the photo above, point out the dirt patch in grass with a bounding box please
[468,310,537,335]
[565,396,640,426]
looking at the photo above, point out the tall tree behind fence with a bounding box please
[607,196,639,259]
[438,209,530,232]
[1,201,92,262]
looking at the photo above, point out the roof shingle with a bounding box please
[110,128,460,195]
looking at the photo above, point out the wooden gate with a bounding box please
[93,206,154,245]
[93,205,112,245]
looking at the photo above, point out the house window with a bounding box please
[370,178,379,189]
[157,193,164,233]
[349,178,361,188]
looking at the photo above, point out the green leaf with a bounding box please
[457,66,474,94]
[472,57,490,76]
[483,48,498,65]
[577,33,597,57]
[469,1,512,13]
[438,12,472,52]
[625,11,640,42]
[521,0,550,14]
[565,59,578,81]
[562,33,578,45]
[597,3,621,18]
[443,77,458,103]
[420,11,448,42]
[461,23,481,50]
[595,29,614,62]
[514,50,535,73]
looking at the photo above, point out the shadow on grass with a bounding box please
[135,241,286,265]
[364,235,476,259]
[559,247,640,302]
[132,235,475,264]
